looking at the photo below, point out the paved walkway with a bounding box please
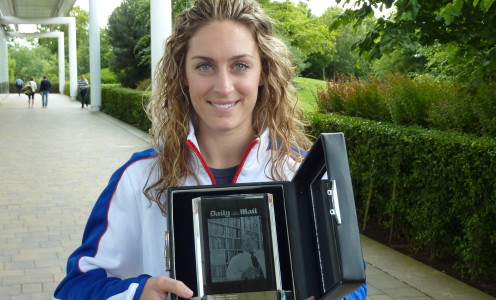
[0,93,494,300]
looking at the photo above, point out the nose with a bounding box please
[214,69,235,96]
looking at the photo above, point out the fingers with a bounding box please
[141,277,193,300]
[160,277,193,299]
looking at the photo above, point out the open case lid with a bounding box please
[287,132,365,299]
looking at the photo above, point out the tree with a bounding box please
[302,7,373,79]
[9,44,58,81]
[100,28,111,69]
[264,1,335,59]
[107,0,150,88]
[8,54,16,83]
[333,0,496,81]
[260,1,336,76]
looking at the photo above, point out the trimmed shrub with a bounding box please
[101,85,151,132]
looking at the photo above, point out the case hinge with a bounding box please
[164,231,171,271]
[327,180,342,225]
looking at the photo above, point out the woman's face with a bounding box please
[184,20,263,137]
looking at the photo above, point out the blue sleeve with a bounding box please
[54,148,158,300]
[55,269,150,300]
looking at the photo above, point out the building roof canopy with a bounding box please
[0,0,76,19]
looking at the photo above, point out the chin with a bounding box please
[200,117,252,134]
[208,121,241,132]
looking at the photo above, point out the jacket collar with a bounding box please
[185,122,271,185]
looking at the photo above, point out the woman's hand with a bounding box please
[140,276,193,300]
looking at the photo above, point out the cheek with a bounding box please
[239,80,261,99]
[188,80,210,100]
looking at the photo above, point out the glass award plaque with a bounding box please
[192,193,282,300]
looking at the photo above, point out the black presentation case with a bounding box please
[165,133,366,300]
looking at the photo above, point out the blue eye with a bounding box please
[196,64,211,71]
[235,63,249,71]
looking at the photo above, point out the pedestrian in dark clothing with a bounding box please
[15,77,23,95]
[40,76,52,108]
[77,75,89,108]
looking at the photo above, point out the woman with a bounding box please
[26,77,37,108]
[54,0,367,299]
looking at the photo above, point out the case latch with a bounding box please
[327,180,342,224]
[164,231,171,271]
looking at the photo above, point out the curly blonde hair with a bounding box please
[145,0,311,215]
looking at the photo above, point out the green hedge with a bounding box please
[101,85,151,132]
[1,81,8,94]
[306,112,496,280]
[62,84,150,134]
[62,84,150,133]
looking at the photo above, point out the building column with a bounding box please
[88,0,101,111]
[150,0,172,93]
[58,33,65,94]
[67,18,77,99]
[0,28,8,94]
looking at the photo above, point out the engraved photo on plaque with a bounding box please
[192,193,281,299]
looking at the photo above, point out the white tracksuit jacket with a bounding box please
[54,127,367,299]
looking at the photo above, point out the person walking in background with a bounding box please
[77,75,89,108]
[39,76,51,108]
[26,78,37,109]
[15,77,23,95]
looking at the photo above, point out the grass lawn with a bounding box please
[293,77,326,113]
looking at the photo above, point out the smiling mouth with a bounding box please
[210,101,238,109]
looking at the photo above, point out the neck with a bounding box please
[196,128,256,169]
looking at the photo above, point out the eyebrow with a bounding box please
[190,54,256,61]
